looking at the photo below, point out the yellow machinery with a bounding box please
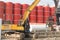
[1,0,40,37]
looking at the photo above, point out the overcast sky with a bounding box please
[0,0,55,7]
[0,0,34,4]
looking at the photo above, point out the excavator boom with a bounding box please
[22,0,40,25]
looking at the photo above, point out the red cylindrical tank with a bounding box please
[29,7,37,23]
[6,2,14,23]
[50,7,56,23]
[14,3,21,24]
[29,15,36,23]
[0,1,5,20]
[22,4,29,17]
[36,6,43,23]
[50,7,55,16]
[44,6,50,23]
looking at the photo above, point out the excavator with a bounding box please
[1,0,40,39]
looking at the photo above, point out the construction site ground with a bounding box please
[1,31,60,40]
[1,37,60,40]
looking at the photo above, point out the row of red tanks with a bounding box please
[0,1,55,24]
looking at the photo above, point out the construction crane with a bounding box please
[1,0,40,39]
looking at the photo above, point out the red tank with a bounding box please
[14,3,21,24]
[44,6,50,23]
[6,2,14,23]
[50,7,55,16]
[36,6,43,23]
[22,4,29,17]
[29,7,37,23]
[29,15,36,23]
[50,7,56,23]
[0,1,5,20]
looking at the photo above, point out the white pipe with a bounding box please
[29,23,48,32]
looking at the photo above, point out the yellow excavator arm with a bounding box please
[21,0,40,25]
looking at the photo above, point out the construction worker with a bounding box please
[46,16,55,31]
